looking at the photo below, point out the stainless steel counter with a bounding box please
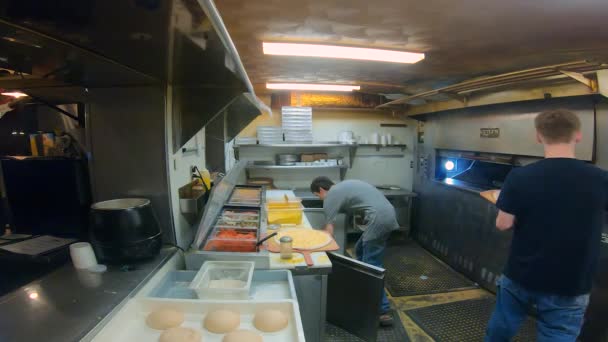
[378,188,418,198]
[294,188,417,200]
[0,248,176,342]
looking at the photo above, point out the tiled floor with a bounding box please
[325,242,499,342]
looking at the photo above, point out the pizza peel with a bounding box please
[265,229,339,266]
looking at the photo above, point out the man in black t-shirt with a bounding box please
[485,109,608,342]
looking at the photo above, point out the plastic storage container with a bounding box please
[227,186,263,206]
[146,270,296,301]
[203,228,258,252]
[266,200,304,225]
[147,271,197,299]
[189,261,255,299]
[220,208,260,222]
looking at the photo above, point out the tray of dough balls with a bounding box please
[90,298,305,342]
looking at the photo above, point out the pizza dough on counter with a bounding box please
[203,309,240,334]
[253,309,288,332]
[222,330,263,342]
[159,327,202,342]
[275,229,331,250]
[146,308,185,330]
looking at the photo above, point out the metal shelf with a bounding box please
[358,144,407,151]
[235,143,354,148]
[246,164,348,170]
[233,143,357,166]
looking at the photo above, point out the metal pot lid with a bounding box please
[91,198,150,210]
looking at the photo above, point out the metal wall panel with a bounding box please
[432,97,595,160]
[87,86,174,244]
[595,100,608,169]
[413,181,510,291]
[412,97,606,293]
[205,111,226,173]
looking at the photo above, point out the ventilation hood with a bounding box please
[0,0,268,151]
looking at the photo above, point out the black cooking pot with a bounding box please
[90,198,162,263]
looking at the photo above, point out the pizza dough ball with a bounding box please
[203,309,240,333]
[253,309,288,332]
[146,308,185,330]
[159,327,202,342]
[222,330,263,342]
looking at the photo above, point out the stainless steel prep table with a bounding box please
[186,189,333,342]
[294,188,417,200]
[295,188,417,234]
[0,248,177,342]
[178,163,334,342]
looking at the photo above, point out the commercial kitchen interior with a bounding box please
[0,1,607,341]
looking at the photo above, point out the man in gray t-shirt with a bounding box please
[310,177,399,326]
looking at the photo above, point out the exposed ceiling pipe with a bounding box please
[377,60,608,109]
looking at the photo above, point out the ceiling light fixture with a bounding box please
[263,42,425,64]
[266,83,360,92]
[1,91,28,98]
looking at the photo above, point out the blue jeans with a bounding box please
[355,236,391,314]
[485,276,589,342]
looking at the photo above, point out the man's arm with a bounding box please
[496,210,515,231]
[495,169,520,231]
[324,223,334,236]
[322,191,342,236]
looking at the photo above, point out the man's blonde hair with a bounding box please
[534,109,581,144]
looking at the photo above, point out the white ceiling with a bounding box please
[216,0,608,95]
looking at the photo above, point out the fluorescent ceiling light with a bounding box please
[1,91,28,98]
[266,83,360,92]
[263,42,425,64]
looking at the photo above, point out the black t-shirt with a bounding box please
[497,158,608,295]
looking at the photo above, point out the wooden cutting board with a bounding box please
[480,190,501,204]
[265,229,339,266]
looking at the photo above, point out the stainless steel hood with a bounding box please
[430,97,596,161]
[226,93,267,141]
[0,18,157,90]
[0,0,268,151]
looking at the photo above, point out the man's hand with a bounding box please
[324,223,335,236]
[496,210,515,231]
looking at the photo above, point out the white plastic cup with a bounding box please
[370,133,380,145]
[69,242,98,270]
[386,133,393,145]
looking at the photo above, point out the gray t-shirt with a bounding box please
[323,180,399,241]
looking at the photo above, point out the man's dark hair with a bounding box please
[535,109,581,144]
[310,176,334,193]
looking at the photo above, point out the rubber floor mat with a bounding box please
[325,311,410,342]
[405,298,537,342]
[383,242,477,297]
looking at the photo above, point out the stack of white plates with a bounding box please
[235,136,257,145]
[282,106,313,143]
[257,126,283,144]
